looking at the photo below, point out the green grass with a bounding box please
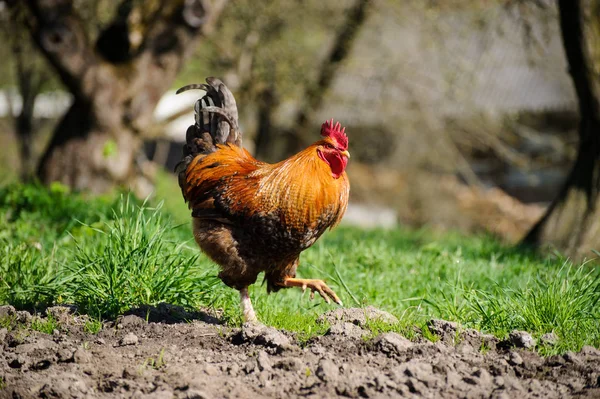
[83,317,103,334]
[0,180,599,355]
[31,314,59,334]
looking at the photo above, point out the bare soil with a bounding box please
[1,305,599,398]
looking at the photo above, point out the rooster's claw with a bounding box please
[285,278,342,305]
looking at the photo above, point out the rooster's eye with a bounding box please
[325,143,335,149]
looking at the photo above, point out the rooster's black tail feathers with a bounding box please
[175,77,241,189]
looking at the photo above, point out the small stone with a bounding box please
[0,328,7,343]
[57,347,75,362]
[508,331,536,349]
[185,390,209,399]
[236,323,293,352]
[203,364,219,376]
[316,358,339,382]
[580,346,600,357]
[74,348,92,364]
[540,332,558,346]
[95,338,106,345]
[508,351,523,366]
[494,376,505,387]
[71,379,88,394]
[119,332,139,346]
[256,351,272,371]
[373,332,413,355]
[244,358,257,374]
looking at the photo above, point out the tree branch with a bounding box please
[22,0,97,97]
[291,0,371,146]
[131,0,228,137]
[95,0,137,63]
[140,0,227,58]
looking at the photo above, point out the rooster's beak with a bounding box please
[341,150,350,159]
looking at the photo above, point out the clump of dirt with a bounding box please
[1,305,599,398]
[317,306,399,327]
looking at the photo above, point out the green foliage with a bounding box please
[102,139,118,159]
[0,181,116,246]
[177,1,344,100]
[84,317,103,334]
[31,314,59,334]
[0,314,17,331]
[0,241,58,309]
[61,197,219,318]
[142,348,166,371]
[244,224,599,355]
[465,265,600,354]
[0,182,599,355]
[0,182,218,319]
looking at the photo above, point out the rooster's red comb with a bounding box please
[321,119,348,150]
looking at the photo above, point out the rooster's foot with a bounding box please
[283,278,343,306]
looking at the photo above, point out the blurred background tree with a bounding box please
[524,0,600,258]
[2,0,600,259]
[3,0,226,193]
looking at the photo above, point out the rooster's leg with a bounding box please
[239,287,258,323]
[283,278,343,306]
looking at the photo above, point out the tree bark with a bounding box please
[522,0,600,258]
[20,0,226,193]
[254,84,278,161]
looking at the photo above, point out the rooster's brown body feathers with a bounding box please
[176,77,349,294]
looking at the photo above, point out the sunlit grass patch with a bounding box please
[0,181,598,355]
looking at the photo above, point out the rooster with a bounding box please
[176,77,350,322]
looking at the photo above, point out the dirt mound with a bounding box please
[317,306,398,327]
[1,306,599,398]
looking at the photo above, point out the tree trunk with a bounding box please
[522,0,600,259]
[254,85,277,161]
[14,60,44,181]
[21,0,226,193]
[5,6,48,181]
